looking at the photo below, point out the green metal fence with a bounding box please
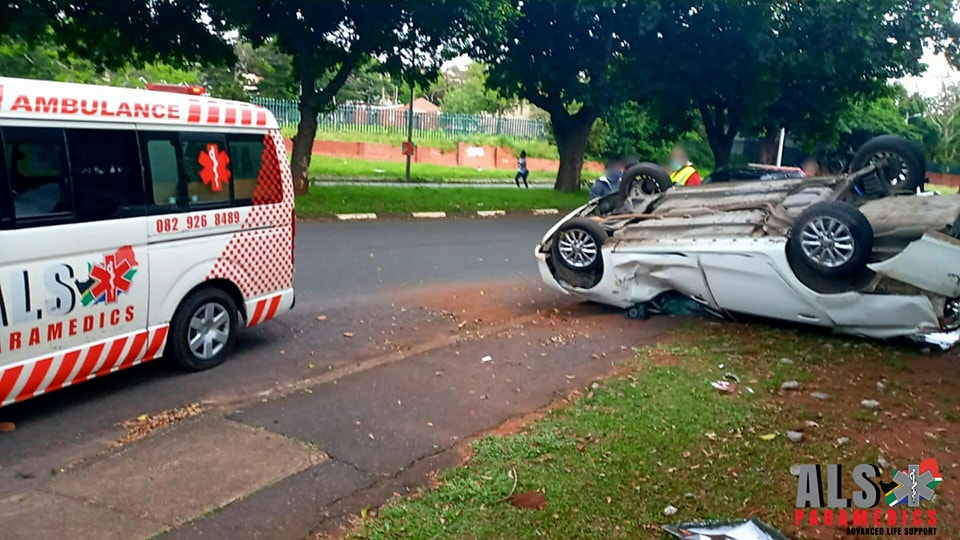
[252,98,550,140]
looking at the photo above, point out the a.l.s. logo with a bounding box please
[0,246,139,328]
[198,143,231,193]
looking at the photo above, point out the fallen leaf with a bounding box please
[760,433,778,441]
[136,414,149,422]
[509,491,547,510]
[308,363,315,369]
[0,422,15,433]
[360,505,371,518]
[343,332,355,338]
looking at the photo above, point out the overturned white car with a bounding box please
[536,136,960,346]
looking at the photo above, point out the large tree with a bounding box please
[1,0,231,69]
[208,0,513,194]
[655,0,960,167]
[472,0,673,191]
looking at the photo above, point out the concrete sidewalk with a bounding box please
[0,295,669,539]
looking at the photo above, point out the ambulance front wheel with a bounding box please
[168,287,240,371]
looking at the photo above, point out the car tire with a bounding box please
[850,136,926,192]
[167,287,240,372]
[551,218,607,273]
[788,201,874,278]
[619,162,673,200]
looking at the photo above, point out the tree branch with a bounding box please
[313,46,365,111]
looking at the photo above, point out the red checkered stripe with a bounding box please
[188,99,271,127]
[0,326,169,407]
[247,294,284,328]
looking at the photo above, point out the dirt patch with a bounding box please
[395,281,571,328]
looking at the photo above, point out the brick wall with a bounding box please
[284,138,604,174]
[928,172,960,188]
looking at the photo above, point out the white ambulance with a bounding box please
[0,77,296,407]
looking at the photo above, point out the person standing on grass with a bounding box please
[668,146,702,186]
[515,150,529,188]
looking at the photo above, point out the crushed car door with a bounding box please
[868,231,960,298]
[697,252,834,326]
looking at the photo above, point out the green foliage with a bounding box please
[836,87,940,158]
[471,1,674,191]
[307,156,560,183]
[652,0,960,166]
[930,83,960,166]
[0,1,232,69]
[436,63,509,114]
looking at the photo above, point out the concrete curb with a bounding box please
[314,208,566,223]
[335,213,378,221]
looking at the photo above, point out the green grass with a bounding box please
[928,183,959,195]
[349,325,909,540]
[308,155,562,183]
[296,185,587,216]
[281,127,560,160]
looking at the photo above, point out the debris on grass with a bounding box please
[759,433,777,441]
[836,437,851,446]
[711,380,737,394]
[786,431,804,443]
[780,381,800,391]
[0,421,15,433]
[481,355,493,363]
[810,391,831,401]
[664,505,679,517]
[861,399,881,410]
[778,357,794,365]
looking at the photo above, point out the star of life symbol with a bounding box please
[887,458,941,507]
[198,143,231,193]
[79,246,139,307]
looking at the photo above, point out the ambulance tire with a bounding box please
[168,287,240,372]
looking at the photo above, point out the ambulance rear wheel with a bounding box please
[168,288,240,371]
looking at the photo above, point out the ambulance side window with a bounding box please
[140,132,184,212]
[180,134,232,208]
[1,127,72,226]
[0,130,11,229]
[66,129,146,222]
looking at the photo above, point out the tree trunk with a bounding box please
[290,72,318,196]
[553,110,596,192]
[698,102,738,169]
[707,133,735,169]
[758,128,779,164]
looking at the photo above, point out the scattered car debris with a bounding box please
[786,431,804,443]
[663,518,789,540]
[780,381,800,391]
[861,399,882,410]
[778,358,794,365]
[664,505,679,517]
[724,373,741,383]
[876,381,886,392]
[481,355,493,363]
[789,464,802,476]
[759,433,777,441]
[810,392,831,401]
[836,437,851,446]
[711,381,737,394]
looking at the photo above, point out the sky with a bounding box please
[900,49,959,98]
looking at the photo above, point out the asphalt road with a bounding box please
[0,217,559,491]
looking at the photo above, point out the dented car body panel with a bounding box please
[537,172,960,342]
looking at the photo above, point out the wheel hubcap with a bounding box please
[800,217,856,268]
[188,302,230,360]
[868,152,908,186]
[630,175,662,198]
[557,229,598,268]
